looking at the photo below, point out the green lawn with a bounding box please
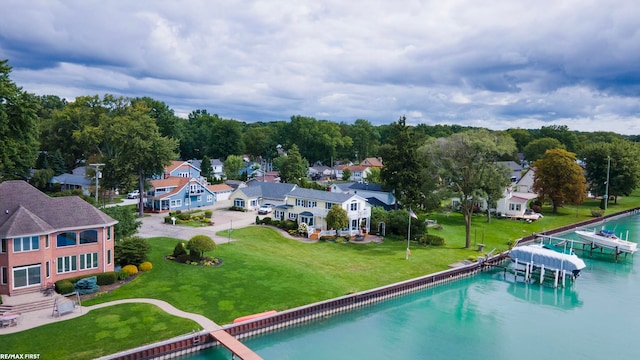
[4,190,640,359]
[2,303,198,359]
[83,227,477,324]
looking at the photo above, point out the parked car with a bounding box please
[258,204,273,215]
[127,189,140,199]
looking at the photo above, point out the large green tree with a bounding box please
[532,148,586,213]
[580,140,640,207]
[0,60,40,180]
[223,155,245,180]
[187,235,216,260]
[278,144,308,184]
[74,99,178,216]
[421,129,516,248]
[381,116,438,211]
[286,116,352,165]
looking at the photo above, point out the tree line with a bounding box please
[2,59,640,241]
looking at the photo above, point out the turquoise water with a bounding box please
[184,215,640,359]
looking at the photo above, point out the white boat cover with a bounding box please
[509,244,586,273]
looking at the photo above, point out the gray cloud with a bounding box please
[1,0,639,134]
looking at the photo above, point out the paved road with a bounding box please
[136,201,261,243]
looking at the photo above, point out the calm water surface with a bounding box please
[184,215,640,359]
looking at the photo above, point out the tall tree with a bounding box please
[421,129,516,248]
[243,125,278,160]
[532,148,586,213]
[381,116,437,211]
[364,167,382,184]
[208,119,245,158]
[581,140,640,206]
[538,125,578,152]
[278,144,308,184]
[223,155,244,180]
[200,154,213,178]
[74,100,177,216]
[131,97,180,140]
[0,60,40,180]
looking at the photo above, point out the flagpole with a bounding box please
[406,211,411,260]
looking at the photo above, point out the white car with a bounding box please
[127,189,140,199]
[258,204,273,215]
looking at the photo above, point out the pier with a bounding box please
[536,233,636,261]
[210,329,263,360]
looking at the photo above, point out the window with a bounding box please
[509,203,521,211]
[46,234,50,248]
[234,199,245,207]
[57,255,77,274]
[80,230,98,244]
[1,238,6,253]
[288,213,298,220]
[250,199,258,207]
[107,249,112,265]
[1,267,6,284]
[196,195,202,202]
[79,253,99,270]
[170,199,183,207]
[179,172,189,177]
[274,210,283,220]
[107,227,111,240]
[57,232,77,247]
[13,264,41,288]
[309,201,317,208]
[46,261,50,278]
[296,199,304,207]
[13,236,39,252]
[207,195,213,202]
[350,202,358,211]
[325,202,335,210]
[351,219,359,230]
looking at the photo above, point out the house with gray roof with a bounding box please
[229,182,297,211]
[274,187,372,239]
[0,181,117,296]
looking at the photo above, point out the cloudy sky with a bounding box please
[1,0,639,134]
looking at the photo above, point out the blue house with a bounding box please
[144,161,216,212]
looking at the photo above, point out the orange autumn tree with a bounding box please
[532,148,586,213]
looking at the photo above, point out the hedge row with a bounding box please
[54,271,118,295]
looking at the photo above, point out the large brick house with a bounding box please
[0,181,117,296]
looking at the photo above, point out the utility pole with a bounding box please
[604,156,611,211]
[89,163,105,205]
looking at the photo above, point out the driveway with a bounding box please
[135,201,262,244]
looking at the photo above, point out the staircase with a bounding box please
[1,287,60,314]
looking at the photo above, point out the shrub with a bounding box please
[177,212,191,221]
[139,261,153,271]
[122,264,139,276]
[96,272,117,286]
[117,270,129,281]
[319,236,334,241]
[229,206,246,212]
[531,204,542,213]
[591,209,604,217]
[55,280,75,295]
[173,242,187,257]
[204,210,212,218]
[429,235,446,246]
[75,276,99,295]
[115,236,150,267]
[262,217,272,225]
[187,235,217,260]
[256,215,261,224]
[284,220,297,231]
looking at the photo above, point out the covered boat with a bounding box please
[575,228,637,253]
[508,244,587,276]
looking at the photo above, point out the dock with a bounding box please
[210,329,263,360]
[536,233,636,260]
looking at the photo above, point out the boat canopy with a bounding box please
[509,245,586,273]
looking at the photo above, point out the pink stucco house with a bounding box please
[0,181,117,296]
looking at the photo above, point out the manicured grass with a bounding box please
[2,303,198,359]
[83,227,475,325]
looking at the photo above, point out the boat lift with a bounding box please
[535,232,636,261]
